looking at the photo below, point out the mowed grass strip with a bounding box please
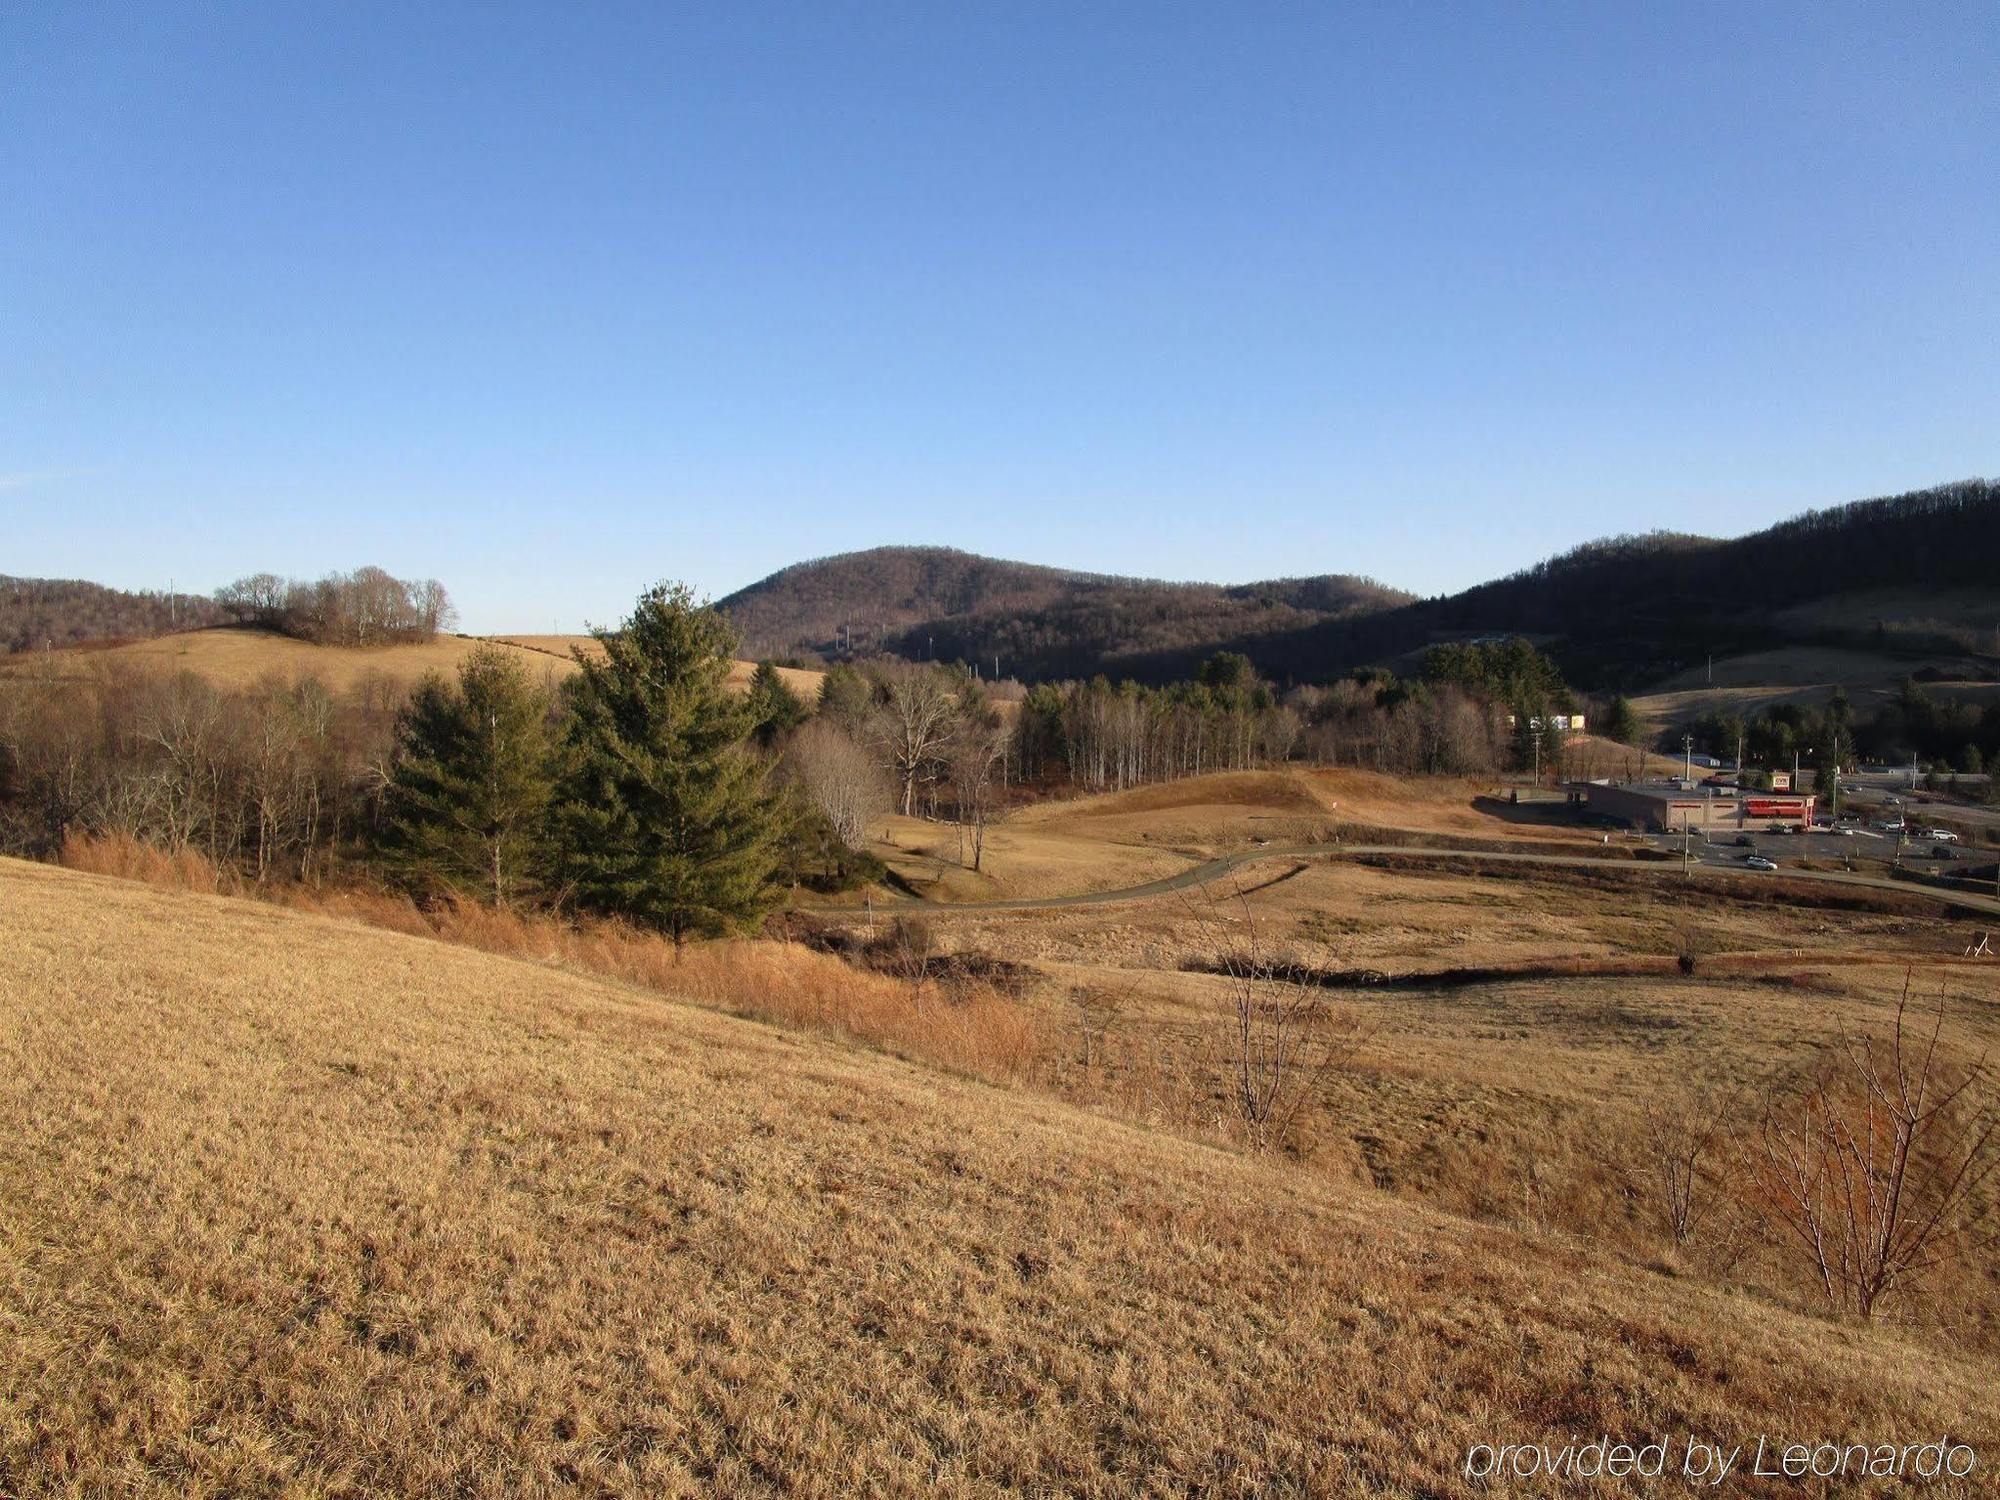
[0,858,1993,1498]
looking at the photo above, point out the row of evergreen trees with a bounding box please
[375,584,789,941]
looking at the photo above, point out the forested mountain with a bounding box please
[1,576,223,655]
[1247,478,2000,688]
[716,545,1412,671]
[721,481,1997,689]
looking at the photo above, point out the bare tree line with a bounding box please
[0,658,400,881]
[215,567,455,646]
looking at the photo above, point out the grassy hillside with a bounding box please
[2,857,1994,1496]
[0,628,825,701]
[0,627,577,694]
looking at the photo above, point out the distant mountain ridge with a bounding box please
[719,480,1999,687]
[715,546,1412,670]
[11,479,1994,691]
[1251,477,2000,688]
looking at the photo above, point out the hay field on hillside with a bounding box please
[0,628,579,693]
[0,628,826,700]
[3,856,1996,1497]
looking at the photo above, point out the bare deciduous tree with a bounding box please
[786,719,891,848]
[1755,978,1998,1318]
[875,666,960,818]
[950,726,1007,871]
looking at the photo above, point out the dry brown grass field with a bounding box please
[4,854,1998,1497]
[0,627,826,700]
[869,767,1614,903]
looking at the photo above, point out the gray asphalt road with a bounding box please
[820,841,2000,919]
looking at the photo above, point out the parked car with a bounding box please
[1744,855,1778,871]
[1924,828,1961,844]
[1931,845,1960,861]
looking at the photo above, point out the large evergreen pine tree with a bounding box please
[377,644,556,905]
[745,660,807,746]
[554,583,788,942]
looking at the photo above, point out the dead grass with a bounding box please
[0,628,821,701]
[913,851,2000,1357]
[56,833,1041,1087]
[4,856,1999,1496]
[0,627,577,694]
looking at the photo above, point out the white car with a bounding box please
[1744,855,1778,871]
[1924,828,1960,844]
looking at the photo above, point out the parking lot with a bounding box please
[1638,822,1977,877]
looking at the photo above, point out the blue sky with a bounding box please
[4,4,1995,633]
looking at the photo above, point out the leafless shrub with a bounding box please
[1754,976,1998,1319]
[886,914,937,1008]
[1065,976,1143,1075]
[1639,1084,1736,1248]
[1672,921,1713,976]
[1181,883,1369,1147]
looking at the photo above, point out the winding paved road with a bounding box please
[834,842,2000,919]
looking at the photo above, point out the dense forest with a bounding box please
[717,479,1999,690]
[1,576,224,654]
[884,578,1399,682]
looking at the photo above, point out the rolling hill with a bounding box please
[4,855,1994,1495]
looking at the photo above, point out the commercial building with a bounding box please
[1580,781,1816,833]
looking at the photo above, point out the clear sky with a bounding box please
[4,4,1995,632]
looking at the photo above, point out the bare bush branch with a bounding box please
[1754,974,1998,1318]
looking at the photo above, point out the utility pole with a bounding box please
[1682,733,1694,785]
[1682,819,1692,879]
